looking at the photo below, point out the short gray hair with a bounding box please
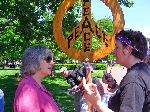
[21,45,53,75]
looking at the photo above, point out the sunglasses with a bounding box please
[44,56,52,63]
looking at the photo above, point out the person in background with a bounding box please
[14,45,61,112]
[92,78,104,97]
[92,77,115,111]
[82,29,150,112]
[147,57,150,68]
[79,77,105,112]
[0,89,4,112]
[15,72,20,81]
[60,66,83,93]
[144,56,150,68]
[60,66,86,112]
[60,59,93,112]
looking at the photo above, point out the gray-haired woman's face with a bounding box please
[21,45,54,76]
[37,56,54,78]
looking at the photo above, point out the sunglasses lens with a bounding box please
[45,56,52,63]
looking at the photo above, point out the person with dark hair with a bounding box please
[14,45,61,112]
[82,29,150,112]
[60,66,89,112]
[60,58,94,112]
[60,66,84,93]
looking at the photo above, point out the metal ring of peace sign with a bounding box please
[53,0,125,62]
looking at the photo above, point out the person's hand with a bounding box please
[70,85,78,92]
[82,77,113,112]
[85,65,92,74]
[61,70,70,78]
[102,71,114,85]
[97,85,104,96]
[82,77,101,106]
[102,71,117,92]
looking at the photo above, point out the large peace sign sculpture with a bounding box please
[53,0,125,62]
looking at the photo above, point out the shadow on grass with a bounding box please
[0,73,75,112]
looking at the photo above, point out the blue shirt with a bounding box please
[0,89,4,112]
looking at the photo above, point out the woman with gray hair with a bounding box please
[14,45,61,112]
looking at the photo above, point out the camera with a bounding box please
[60,58,94,95]
[70,61,94,81]
[70,66,86,79]
[104,73,113,82]
[60,61,94,86]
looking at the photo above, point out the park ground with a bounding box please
[0,66,127,112]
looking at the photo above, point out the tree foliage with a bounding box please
[118,0,134,7]
[0,0,133,63]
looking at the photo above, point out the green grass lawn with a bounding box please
[0,69,104,112]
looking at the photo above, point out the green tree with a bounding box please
[0,0,134,63]
[0,0,81,62]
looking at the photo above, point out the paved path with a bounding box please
[100,66,127,92]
